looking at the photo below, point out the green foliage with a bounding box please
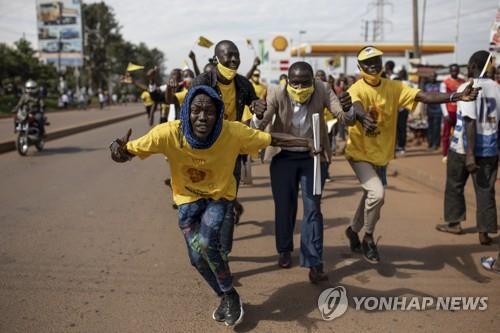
[0,94,18,113]
[1,2,165,112]
[0,39,59,93]
[82,2,165,90]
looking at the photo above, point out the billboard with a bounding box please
[489,7,500,53]
[36,0,83,69]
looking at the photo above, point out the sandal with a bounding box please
[480,256,500,275]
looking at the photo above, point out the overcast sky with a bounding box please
[0,0,498,74]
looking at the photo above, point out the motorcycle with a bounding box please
[14,106,45,156]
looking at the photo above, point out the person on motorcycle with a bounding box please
[12,80,47,136]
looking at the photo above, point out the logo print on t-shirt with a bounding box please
[365,105,382,137]
[186,168,207,183]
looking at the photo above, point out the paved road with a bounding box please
[0,104,145,143]
[0,115,499,332]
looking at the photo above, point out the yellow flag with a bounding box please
[198,36,213,48]
[126,63,144,72]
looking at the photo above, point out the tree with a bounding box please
[0,38,58,92]
[82,2,166,91]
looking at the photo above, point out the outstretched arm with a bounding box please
[415,80,480,104]
[270,132,324,159]
[270,132,311,149]
[189,51,201,76]
[11,95,25,113]
[121,73,148,91]
[246,57,261,79]
[164,77,179,105]
[110,129,135,162]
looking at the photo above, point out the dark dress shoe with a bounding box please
[309,265,328,284]
[278,252,291,268]
[479,232,493,245]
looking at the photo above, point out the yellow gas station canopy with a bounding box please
[291,43,455,57]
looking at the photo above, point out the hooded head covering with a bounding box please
[180,85,225,149]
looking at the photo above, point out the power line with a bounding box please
[369,0,393,42]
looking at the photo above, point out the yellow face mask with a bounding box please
[216,62,237,81]
[287,84,315,104]
[359,66,382,86]
[279,79,287,86]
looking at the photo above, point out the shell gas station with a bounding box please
[262,35,455,83]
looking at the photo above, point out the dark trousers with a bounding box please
[427,112,442,149]
[396,109,409,150]
[270,151,327,268]
[444,150,498,233]
[33,112,45,136]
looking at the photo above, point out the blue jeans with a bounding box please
[270,150,327,268]
[219,155,242,255]
[427,112,442,148]
[178,199,233,295]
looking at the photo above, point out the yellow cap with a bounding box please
[357,46,384,61]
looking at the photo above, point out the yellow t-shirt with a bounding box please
[175,88,188,106]
[252,82,267,100]
[216,81,252,123]
[126,120,271,205]
[346,78,420,166]
[141,91,154,106]
[323,107,334,122]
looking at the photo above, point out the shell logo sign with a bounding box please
[272,36,288,52]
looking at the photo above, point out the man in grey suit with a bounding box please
[253,62,354,283]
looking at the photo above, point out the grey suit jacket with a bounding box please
[256,79,355,161]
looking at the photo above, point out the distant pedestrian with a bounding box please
[424,73,442,150]
[98,90,105,109]
[440,64,465,161]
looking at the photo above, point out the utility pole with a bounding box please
[367,0,392,42]
[454,0,462,63]
[364,21,369,42]
[57,33,62,73]
[298,30,306,60]
[412,0,421,59]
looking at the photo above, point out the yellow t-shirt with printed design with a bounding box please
[126,120,271,205]
[216,81,252,123]
[346,78,420,166]
[175,88,188,106]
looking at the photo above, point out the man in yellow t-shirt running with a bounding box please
[109,85,318,327]
[345,46,481,264]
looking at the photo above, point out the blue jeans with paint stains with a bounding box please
[178,199,233,295]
